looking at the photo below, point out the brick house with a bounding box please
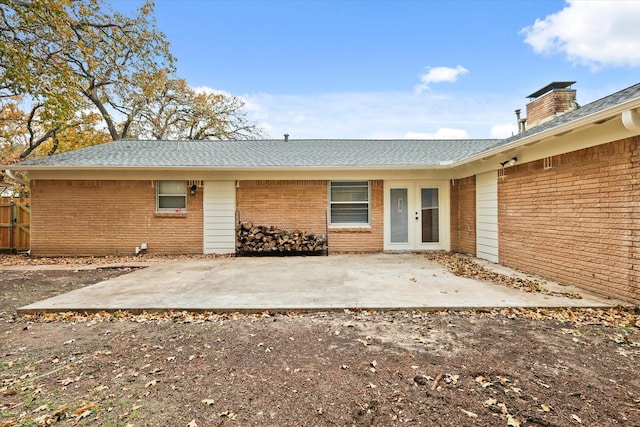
[5,82,640,303]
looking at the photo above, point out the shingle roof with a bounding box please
[10,82,640,170]
[15,139,500,169]
[486,82,640,152]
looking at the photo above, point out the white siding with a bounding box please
[203,181,236,254]
[476,171,498,263]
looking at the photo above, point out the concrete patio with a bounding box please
[17,253,623,314]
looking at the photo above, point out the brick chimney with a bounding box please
[525,81,577,129]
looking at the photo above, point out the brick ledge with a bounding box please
[154,212,188,218]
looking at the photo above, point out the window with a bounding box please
[157,181,187,212]
[330,181,369,225]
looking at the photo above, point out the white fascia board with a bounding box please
[454,97,640,168]
[6,164,453,172]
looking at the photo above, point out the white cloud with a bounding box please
[258,122,272,133]
[192,85,229,96]
[490,123,519,139]
[521,0,640,69]
[243,91,515,140]
[405,128,469,140]
[192,86,262,115]
[415,65,469,93]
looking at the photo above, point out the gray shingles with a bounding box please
[16,139,500,168]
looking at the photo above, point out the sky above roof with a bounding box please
[112,0,640,140]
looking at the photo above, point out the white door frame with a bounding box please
[384,181,450,251]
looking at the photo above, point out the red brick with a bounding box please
[30,180,203,256]
[498,136,640,304]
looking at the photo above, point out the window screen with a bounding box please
[157,181,187,211]
[330,181,369,224]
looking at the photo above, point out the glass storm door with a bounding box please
[420,188,439,243]
[387,183,443,250]
[390,188,409,243]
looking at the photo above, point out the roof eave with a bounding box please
[6,164,456,172]
[453,96,640,167]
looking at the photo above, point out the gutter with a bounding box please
[622,108,640,132]
[3,164,457,172]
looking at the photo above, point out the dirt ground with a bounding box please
[1,255,639,427]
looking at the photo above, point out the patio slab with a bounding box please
[18,254,622,313]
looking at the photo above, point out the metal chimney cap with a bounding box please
[284,134,289,142]
[527,81,576,99]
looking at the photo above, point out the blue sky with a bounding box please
[114,0,640,139]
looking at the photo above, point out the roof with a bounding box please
[12,139,500,169]
[527,81,576,99]
[490,82,640,152]
[7,82,640,171]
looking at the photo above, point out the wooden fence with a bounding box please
[0,198,30,253]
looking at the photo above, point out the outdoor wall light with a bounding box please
[500,157,518,167]
[190,184,197,196]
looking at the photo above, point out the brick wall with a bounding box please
[236,180,383,253]
[526,89,576,127]
[30,180,203,256]
[498,137,639,304]
[450,176,476,255]
[237,180,328,234]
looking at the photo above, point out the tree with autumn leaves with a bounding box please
[0,0,262,168]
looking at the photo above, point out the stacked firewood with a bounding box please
[236,222,328,254]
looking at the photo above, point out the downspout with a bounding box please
[3,169,29,187]
[622,108,640,133]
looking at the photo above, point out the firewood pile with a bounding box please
[236,222,328,255]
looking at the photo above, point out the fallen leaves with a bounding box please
[18,402,92,426]
[145,379,159,388]
[488,307,640,329]
[475,375,493,388]
[73,402,97,416]
[59,376,80,386]
[20,310,265,326]
[540,403,553,412]
[431,373,444,390]
[425,252,582,299]
[459,408,478,418]
[31,403,48,413]
[0,253,227,267]
[506,414,521,426]
[218,410,237,420]
[13,300,639,334]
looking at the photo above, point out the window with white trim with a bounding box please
[157,181,187,212]
[330,181,370,225]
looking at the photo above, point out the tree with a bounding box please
[1,100,109,162]
[1,0,263,166]
[125,71,263,140]
[1,0,174,149]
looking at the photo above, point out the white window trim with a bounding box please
[156,180,188,213]
[328,180,371,226]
